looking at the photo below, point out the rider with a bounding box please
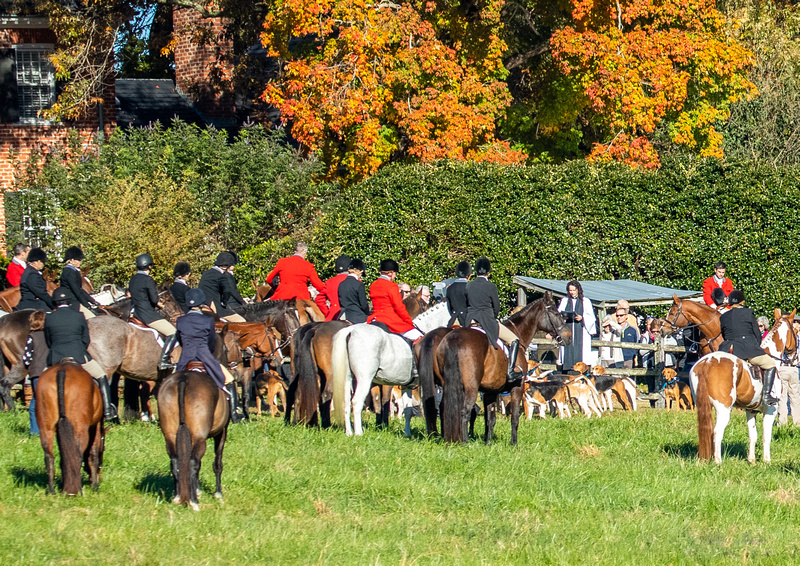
[314,254,350,321]
[18,247,54,312]
[464,257,525,383]
[711,287,729,313]
[265,242,325,301]
[174,288,243,423]
[129,253,177,369]
[170,261,191,313]
[198,252,246,322]
[366,259,422,341]
[338,258,369,323]
[720,289,778,406]
[6,242,30,287]
[59,246,100,319]
[44,287,117,421]
[703,261,734,308]
[446,260,471,327]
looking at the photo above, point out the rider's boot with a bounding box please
[226,383,244,423]
[507,340,524,385]
[762,367,779,406]
[159,334,178,370]
[95,377,118,422]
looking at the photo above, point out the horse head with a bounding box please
[763,308,798,364]
[158,286,184,323]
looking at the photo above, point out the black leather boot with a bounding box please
[226,383,244,423]
[95,377,118,422]
[507,340,524,384]
[762,367,779,406]
[159,334,178,370]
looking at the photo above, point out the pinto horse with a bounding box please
[35,362,105,495]
[157,368,230,510]
[662,294,722,355]
[436,292,572,444]
[691,309,797,464]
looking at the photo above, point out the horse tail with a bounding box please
[417,333,439,436]
[694,362,713,461]
[330,326,355,427]
[176,375,192,505]
[295,325,320,426]
[55,367,82,495]
[441,334,466,443]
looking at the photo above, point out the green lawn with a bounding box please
[1,404,799,565]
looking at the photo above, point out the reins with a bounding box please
[664,299,722,351]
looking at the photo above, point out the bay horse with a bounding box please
[662,294,722,355]
[35,362,104,495]
[437,292,573,444]
[0,309,45,410]
[0,268,62,313]
[157,368,230,511]
[691,308,796,464]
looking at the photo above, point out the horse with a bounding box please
[436,292,572,444]
[157,367,230,510]
[35,362,105,495]
[234,300,300,342]
[403,291,428,319]
[691,308,797,464]
[662,294,722,355]
[0,268,62,312]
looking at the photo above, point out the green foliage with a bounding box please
[310,158,800,315]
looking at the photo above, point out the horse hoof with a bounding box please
[190,502,200,512]
[172,495,181,505]
[214,492,223,502]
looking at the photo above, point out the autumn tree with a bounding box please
[260,0,525,180]
[548,0,757,167]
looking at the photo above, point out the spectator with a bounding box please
[558,280,597,371]
[6,242,29,287]
[778,316,800,426]
[615,299,639,339]
[757,316,770,340]
[703,261,733,308]
[398,282,412,299]
[598,314,623,368]
[616,307,638,369]
[640,318,677,368]
[415,285,431,306]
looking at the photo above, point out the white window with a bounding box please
[14,45,55,123]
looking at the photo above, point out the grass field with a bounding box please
[2,403,800,565]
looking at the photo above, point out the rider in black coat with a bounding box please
[198,252,246,322]
[446,260,471,327]
[170,261,191,313]
[18,248,53,312]
[338,259,370,324]
[720,289,778,405]
[44,287,117,420]
[129,253,177,369]
[59,246,98,318]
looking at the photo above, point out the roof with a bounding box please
[513,276,702,309]
[115,79,206,128]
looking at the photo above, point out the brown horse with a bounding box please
[35,362,104,495]
[157,369,229,510]
[0,310,45,410]
[691,309,796,464]
[0,268,82,312]
[662,294,722,355]
[436,292,573,444]
[403,291,428,319]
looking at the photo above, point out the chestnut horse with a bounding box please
[691,309,796,464]
[437,292,573,444]
[35,362,104,495]
[662,294,722,355]
[157,368,230,510]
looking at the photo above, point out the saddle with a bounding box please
[186,361,206,372]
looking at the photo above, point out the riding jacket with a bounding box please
[266,254,325,301]
[465,276,501,347]
[18,265,53,312]
[315,273,348,321]
[175,310,227,390]
[44,305,93,365]
[338,274,369,324]
[170,278,190,313]
[60,264,96,311]
[6,258,25,287]
[198,267,243,317]
[720,305,766,360]
[702,276,734,308]
[128,271,164,324]
[446,278,469,327]
[366,276,414,333]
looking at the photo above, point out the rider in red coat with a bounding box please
[702,261,733,307]
[314,254,350,320]
[265,242,325,301]
[6,242,29,287]
[367,259,422,339]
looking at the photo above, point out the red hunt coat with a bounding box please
[367,276,414,333]
[315,272,348,321]
[702,276,733,308]
[266,255,325,301]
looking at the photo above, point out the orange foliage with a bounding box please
[550,0,757,167]
[261,0,523,180]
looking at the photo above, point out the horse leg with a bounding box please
[713,405,732,464]
[378,385,392,429]
[483,392,498,445]
[41,431,56,494]
[352,377,374,436]
[213,427,228,502]
[745,410,758,465]
[123,378,140,421]
[1,362,27,410]
[241,372,252,421]
[86,423,102,491]
[763,406,777,463]
[463,386,479,443]
[509,387,522,446]
[190,437,208,511]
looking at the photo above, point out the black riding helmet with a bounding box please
[475,257,491,275]
[215,251,237,267]
[728,289,745,305]
[63,246,85,262]
[456,261,472,278]
[27,248,47,264]
[173,261,191,277]
[349,258,366,272]
[185,288,206,307]
[379,259,399,272]
[136,253,154,270]
[52,286,74,306]
[710,287,726,307]
[334,254,352,273]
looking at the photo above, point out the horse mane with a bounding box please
[234,299,292,319]
[503,295,550,327]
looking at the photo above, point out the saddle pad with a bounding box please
[469,326,508,357]
[186,361,206,372]
[128,322,164,347]
[413,302,451,333]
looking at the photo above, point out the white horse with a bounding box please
[690,309,795,464]
[331,324,416,436]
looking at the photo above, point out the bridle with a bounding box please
[764,318,799,366]
[663,298,721,351]
[545,304,568,345]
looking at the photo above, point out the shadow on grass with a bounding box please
[135,472,215,501]
[663,441,750,460]
[11,466,49,489]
